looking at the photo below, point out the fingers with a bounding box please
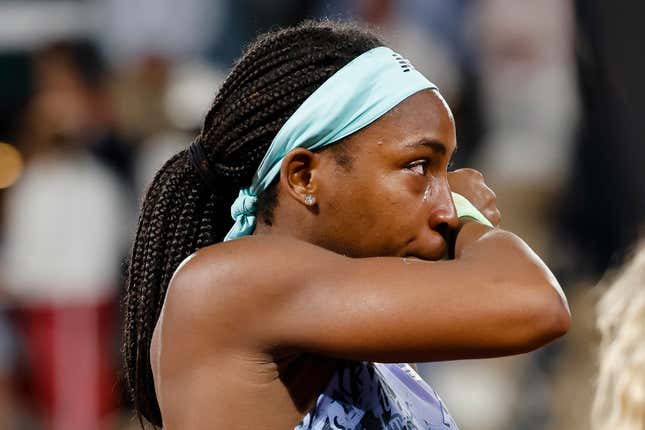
[474,179,501,227]
[483,187,501,226]
[484,207,502,227]
[478,191,501,226]
[448,168,502,227]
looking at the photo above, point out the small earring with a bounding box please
[304,194,316,206]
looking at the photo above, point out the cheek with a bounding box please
[375,174,446,236]
[320,173,434,257]
[383,172,427,208]
[356,174,425,234]
[320,179,384,241]
[322,170,429,235]
[333,182,381,224]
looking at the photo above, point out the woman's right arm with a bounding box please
[170,223,569,363]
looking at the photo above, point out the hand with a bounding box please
[448,168,501,227]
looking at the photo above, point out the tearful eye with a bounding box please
[407,160,428,175]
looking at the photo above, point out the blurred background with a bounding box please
[0,0,643,429]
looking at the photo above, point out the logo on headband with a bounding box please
[391,53,415,73]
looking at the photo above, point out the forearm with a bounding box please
[455,221,569,314]
[241,234,569,362]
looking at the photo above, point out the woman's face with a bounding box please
[311,89,459,259]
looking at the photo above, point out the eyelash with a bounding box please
[407,158,456,175]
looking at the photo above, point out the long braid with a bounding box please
[123,20,382,428]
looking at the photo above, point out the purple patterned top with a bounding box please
[295,361,459,430]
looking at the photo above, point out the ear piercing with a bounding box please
[304,194,316,206]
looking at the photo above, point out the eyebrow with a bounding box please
[403,138,456,156]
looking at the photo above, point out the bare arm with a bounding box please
[171,222,569,363]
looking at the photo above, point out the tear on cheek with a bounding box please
[422,184,432,202]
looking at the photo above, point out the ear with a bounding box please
[279,147,320,207]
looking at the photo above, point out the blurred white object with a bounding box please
[164,61,225,131]
[1,153,128,304]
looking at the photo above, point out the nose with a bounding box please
[428,182,459,235]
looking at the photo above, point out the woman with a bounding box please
[123,21,570,429]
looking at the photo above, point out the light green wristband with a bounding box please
[452,192,493,227]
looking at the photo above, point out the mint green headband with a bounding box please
[224,46,489,241]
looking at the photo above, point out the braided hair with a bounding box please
[123,20,382,428]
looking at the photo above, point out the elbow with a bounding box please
[535,272,571,342]
[500,251,571,352]
[519,287,571,352]
[540,298,570,341]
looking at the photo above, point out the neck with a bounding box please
[253,222,274,236]
[253,220,308,241]
[253,208,315,244]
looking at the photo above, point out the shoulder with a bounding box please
[174,234,342,289]
[163,235,346,339]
